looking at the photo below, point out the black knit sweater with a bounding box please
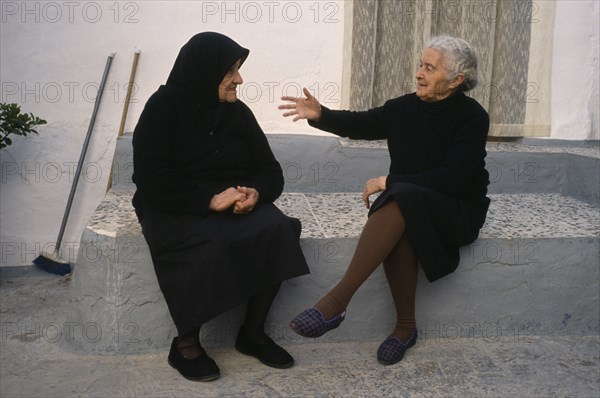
[309,92,490,225]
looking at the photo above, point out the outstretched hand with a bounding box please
[278,87,322,122]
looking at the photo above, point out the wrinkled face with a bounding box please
[218,59,243,103]
[415,48,460,102]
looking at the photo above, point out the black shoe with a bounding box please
[235,326,294,369]
[168,338,221,381]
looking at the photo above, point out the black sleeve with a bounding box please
[132,92,216,215]
[386,110,489,196]
[307,105,387,140]
[240,102,284,203]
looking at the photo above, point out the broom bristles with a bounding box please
[33,251,71,275]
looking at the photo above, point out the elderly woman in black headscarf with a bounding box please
[279,36,490,365]
[132,32,309,381]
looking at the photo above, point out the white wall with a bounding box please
[0,0,345,266]
[1,0,599,267]
[551,0,600,140]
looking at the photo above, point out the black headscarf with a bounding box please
[166,32,249,107]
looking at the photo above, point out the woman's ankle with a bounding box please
[176,329,203,359]
[315,294,346,320]
[390,321,416,343]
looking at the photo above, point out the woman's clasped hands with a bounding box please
[209,186,260,214]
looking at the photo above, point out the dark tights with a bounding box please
[176,282,282,358]
[315,200,418,342]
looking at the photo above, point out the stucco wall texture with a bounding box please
[0,0,598,267]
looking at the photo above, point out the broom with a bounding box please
[106,49,140,192]
[33,53,115,275]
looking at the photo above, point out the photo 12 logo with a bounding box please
[1,321,141,345]
[2,161,103,184]
[1,81,138,105]
[238,81,339,105]
[1,1,140,24]
[200,1,340,24]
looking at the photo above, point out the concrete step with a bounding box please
[2,268,597,397]
[111,133,600,205]
[63,190,599,354]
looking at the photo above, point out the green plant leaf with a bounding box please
[0,102,46,148]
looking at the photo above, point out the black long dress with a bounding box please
[132,32,309,336]
[309,92,490,282]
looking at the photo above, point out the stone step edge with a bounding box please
[86,190,600,240]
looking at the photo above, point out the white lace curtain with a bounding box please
[347,0,553,137]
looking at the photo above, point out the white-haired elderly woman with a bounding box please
[279,36,490,365]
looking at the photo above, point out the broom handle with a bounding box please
[54,53,115,252]
[118,50,140,137]
[106,50,140,192]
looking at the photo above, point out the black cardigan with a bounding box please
[309,92,490,225]
[132,85,283,220]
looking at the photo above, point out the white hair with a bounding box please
[426,36,479,92]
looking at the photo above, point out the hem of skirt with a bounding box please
[369,188,459,284]
[173,267,310,336]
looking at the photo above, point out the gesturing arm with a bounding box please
[279,87,387,140]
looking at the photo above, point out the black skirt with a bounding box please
[369,182,486,282]
[140,202,309,335]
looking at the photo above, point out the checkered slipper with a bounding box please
[289,307,346,338]
[377,329,418,365]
